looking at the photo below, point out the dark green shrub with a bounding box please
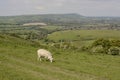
[92,38,111,54]
[81,46,90,51]
[111,40,120,47]
[108,47,120,55]
[91,46,104,53]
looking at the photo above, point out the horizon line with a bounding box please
[0,13,120,17]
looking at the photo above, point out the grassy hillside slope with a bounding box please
[0,34,120,80]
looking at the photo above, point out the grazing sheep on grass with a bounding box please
[37,49,53,62]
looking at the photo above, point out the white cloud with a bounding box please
[35,6,46,10]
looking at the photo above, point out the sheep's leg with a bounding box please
[39,58,42,61]
[50,60,52,63]
[38,56,42,61]
[45,56,47,59]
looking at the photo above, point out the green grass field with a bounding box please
[47,30,120,47]
[48,30,120,41]
[0,34,120,80]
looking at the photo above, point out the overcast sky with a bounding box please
[0,0,120,16]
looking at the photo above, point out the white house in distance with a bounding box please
[23,22,47,26]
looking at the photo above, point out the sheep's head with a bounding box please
[48,56,53,63]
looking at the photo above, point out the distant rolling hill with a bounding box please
[0,13,119,24]
[0,13,120,29]
[0,13,85,24]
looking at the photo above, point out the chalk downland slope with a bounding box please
[0,34,120,80]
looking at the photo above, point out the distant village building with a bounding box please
[23,22,47,26]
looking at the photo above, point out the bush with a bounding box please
[81,46,91,51]
[92,39,111,54]
[91,46,104,53]
[111,40,120,47]
[108,47,120,55]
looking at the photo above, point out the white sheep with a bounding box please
[37,49,53,62]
